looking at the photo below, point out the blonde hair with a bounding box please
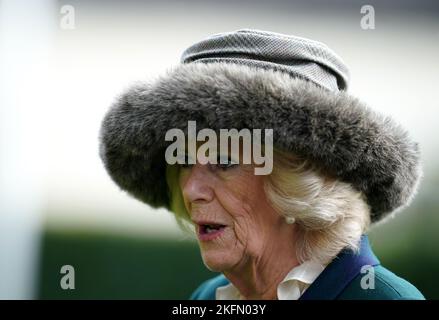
[166,164,193,232]
[166,148,371,265]
[265,149,371,264]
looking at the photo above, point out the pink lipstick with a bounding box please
[197,223,226,241]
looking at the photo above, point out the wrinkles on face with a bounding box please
[213,182,252,270]
[180,158,273,270]
[177,135,296,276]
[177,144,300,299]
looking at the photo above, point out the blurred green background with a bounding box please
[37,230,215,299]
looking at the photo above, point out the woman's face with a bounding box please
[179,152,286,272]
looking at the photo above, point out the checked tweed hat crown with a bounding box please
[99,29,422,223]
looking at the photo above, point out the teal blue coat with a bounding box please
[190,236,425,300]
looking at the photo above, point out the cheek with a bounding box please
[218,190,252,248]
[215,175,270,252]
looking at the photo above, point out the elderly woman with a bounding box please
[99,29,424,300]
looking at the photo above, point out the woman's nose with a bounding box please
[181,164,214,205]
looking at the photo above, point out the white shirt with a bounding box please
[216,260,325,300]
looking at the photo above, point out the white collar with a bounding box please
[216,260,325,300]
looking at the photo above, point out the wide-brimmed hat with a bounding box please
[99,29,421,223]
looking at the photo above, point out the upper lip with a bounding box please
[191,219,227,227]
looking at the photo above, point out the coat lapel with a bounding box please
[299,235,380,300]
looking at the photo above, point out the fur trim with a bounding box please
[99,62,422,223]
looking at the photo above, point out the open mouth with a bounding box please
[200,224,226,234]
[197,223,227,241]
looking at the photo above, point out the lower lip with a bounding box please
[198,226,226,241]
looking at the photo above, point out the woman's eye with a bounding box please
[216,156,238,170]
[177,154,238,170]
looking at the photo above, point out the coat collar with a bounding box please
[299,235,380,300]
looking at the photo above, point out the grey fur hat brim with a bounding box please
[99,62,422,223]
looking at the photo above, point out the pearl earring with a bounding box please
[285,216,296,224]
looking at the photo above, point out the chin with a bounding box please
[201,249,237,272]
